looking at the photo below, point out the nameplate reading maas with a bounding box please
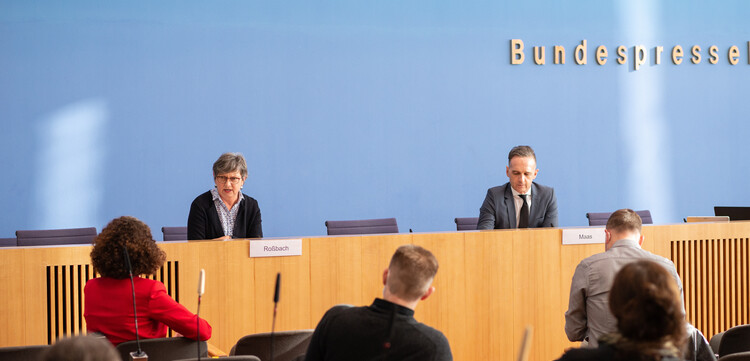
[562,228,605,245]
[249,239,302,258]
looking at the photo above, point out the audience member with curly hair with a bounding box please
[556,259,686,361]
[84,216,212,345]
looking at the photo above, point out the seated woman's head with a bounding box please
[90,216,166,279]
[609,260,686,351]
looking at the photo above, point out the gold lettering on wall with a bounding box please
[655,46,664,65]
[574,40,587,65]
[634,45,647,70]
[691,45,702,64]
[534,46,545,65]
[709,46,719,64]
[554,46,565,64]
[672,45,684,65]
[595,45,608,65]
[616,45,627,64]
[729,46,740,65]
[508,39,749,68]
[511,39,524,65]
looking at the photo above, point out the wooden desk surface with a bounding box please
[1,222,748,361]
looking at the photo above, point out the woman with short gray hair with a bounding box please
[187,153,262,240]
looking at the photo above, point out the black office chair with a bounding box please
[719,324,750,358]
[0,237,16,247]
[16,227,97,246]
[710,332,724,356]
[324,218,398,235]
[719,351,750,361]
[162,226,188,242]
[116,337,207,361]
[454,217,479,231]
[230,329,314,361]
[0,344,50,361]
[586,210,653,226]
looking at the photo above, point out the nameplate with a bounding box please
[249,239,302,258]
[562,228,605,245]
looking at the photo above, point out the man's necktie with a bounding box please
[519,194,529,228]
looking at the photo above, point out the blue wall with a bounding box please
[1,1,749,238]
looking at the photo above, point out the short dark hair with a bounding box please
[213,152,248,178]
[508,145,536,163]
[90,216,166,279]
[609,260,686,359]
[43,335,119,361]
[606,209,642,235]
[387,245,439,301]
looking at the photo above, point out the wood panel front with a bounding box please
[2,222,749,360]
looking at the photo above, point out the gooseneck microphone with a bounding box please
[197,269,205,361]
[270,272,281,361]
[123,246,148,361]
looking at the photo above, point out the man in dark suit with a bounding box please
[477,145,558,229]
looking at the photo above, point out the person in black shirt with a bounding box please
[305,244,452,361]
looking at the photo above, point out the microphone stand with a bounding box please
[270,272,280,361]
[197,269,205,361]
[123,246,147,361]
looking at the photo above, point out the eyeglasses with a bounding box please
[215,176,243,184]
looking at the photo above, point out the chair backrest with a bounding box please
[162,226,188,242]
[16,227,97,247]
[585,210,653,226]
[324,218,398,235]
[176,357,261,361]
[719,351,750,361]
[0,344,50,361]
[710,331,724,356]
[231,329,314,361]
[719,324,750,357]
[116,337,207,361]
[0,237,17,247]
[454,217,479,231]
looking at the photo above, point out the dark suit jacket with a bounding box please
[187,190,263,240]
[477,182,558,230]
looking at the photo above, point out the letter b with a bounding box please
[511,39,525,65]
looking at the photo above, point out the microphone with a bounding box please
[273,273,280,303]
[270,272,281,361]
[196,269,205,361]
[123,246,148,361]
[198,269,206,297]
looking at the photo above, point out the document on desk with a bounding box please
[249,239,303,258]
[562,227,605,245]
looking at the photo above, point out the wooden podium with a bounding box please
[1,222,748,361]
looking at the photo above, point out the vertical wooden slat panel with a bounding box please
[727,238,734,332]
[708,239,721,332]
[685,240,703,329]
[743,239,748,324]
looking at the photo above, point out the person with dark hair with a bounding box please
[564,209,683,347]
[305,244,452,361]
[188,152,263,240]
[84,216,212,345]
[477,145,558,229]
[557,260,687,361]
[43,335,119,361]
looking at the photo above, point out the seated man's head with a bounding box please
[609,260,686,352]
[605,209,643,250]
[506,145,538,194]
[43,335,119,361]
[383,245,439,307]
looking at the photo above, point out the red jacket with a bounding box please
[84,276,212,345]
